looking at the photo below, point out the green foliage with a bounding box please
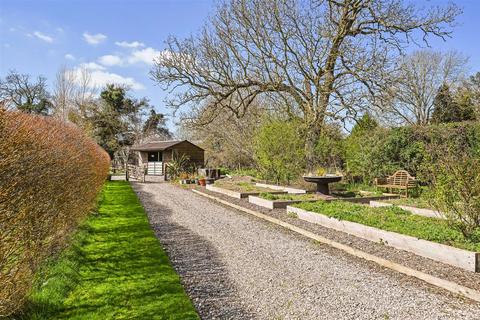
[429,150,480,239]
[14,181,198,320]
[253,118,305,184]
[142,109,172,139]
[93,84,148,159]
[294,200,480,251]
[314,124,345,170]
[259,193,320,201]
[229,167,262,178]
[431,83,475,124]
[344,121,480,184]
[344,114,380,182]
[167,153,192,180]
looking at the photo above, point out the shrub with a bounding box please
[344,121,480,183]
[429,148,480,240]
[0,110,110,316]
[166,153,192,180]
[253,118,305,184]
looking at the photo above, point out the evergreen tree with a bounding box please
[93,85,147,159]
[431,84,475,124]
[142,109,172,140]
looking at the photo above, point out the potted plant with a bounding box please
[179,172,190,184]
[198,175,206,186]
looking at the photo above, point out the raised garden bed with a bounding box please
[206,183,286,199]
[248,193,332,209]
[287,201,480,272]
[370,200,443,219]
[385,197,433,209]
[254,182,307,194]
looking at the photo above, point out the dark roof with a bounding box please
[131,140,204,151]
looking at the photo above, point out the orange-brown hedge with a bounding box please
[0,110,110,316]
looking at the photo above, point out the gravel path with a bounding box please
[197,187,480,291]
[132,182,480,319]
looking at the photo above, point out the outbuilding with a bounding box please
[131,140,204,176]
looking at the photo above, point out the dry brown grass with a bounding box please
[0,110,110,317]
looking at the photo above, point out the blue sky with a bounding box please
[1,0,480,131]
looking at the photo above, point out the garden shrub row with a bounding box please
[0,110,110,316]
[293,201,480,251]
[345,120,480,183]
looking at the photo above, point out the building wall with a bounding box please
[136,141,204,177]
[163,141,205,176]
[171,141,205,166]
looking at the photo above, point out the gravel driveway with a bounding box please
[132,182,480,320]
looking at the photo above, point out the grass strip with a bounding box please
[214,181,276,193]
[14,181,198,320]
[385,197,434,209]
[293,201,480,252]
[259,193,320,201]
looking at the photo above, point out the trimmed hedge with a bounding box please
[345,121,480,183]
[0,110,110,316]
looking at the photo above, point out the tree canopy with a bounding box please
[152,0,460,168]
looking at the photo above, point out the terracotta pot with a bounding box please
[199,178,206,186]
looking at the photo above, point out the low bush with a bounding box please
[253,118,305,184]
[429,149,480,240]
[0,110,110,316]
[294,201,480,251]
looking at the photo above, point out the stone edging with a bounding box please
[248,195,321,209]
[206,184,285,199]
[254,182,307,194]
[287,206,479,273]
[191,189,480,303]
[370,200,443,219]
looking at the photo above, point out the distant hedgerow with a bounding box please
[0,110,110,317]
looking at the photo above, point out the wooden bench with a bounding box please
[374,170,416,197]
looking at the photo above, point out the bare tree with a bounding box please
[179,100,265,167]
[51,65,99,133]
[52,65,76,121]
[0,71,52,115]
[376,50,468,126]
[151,0,460,168]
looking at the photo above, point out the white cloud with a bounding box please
[83,32,107,45]
[115,40,145,48]
[88,70,144,90]
[127,47,162,65]
[79,62,106,71]
[33,31,54,43]
[64,53,75,60]
[72,65,144,90]
[98,54,123,66]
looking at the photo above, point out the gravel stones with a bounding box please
[133,182,480,319]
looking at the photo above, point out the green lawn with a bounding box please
[294,201,480,252]
[15,181,198,320]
